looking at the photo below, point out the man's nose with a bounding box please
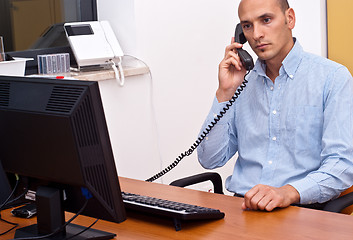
[252,24,264,41]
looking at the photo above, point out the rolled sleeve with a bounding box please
[197,95,237,169]
[204,96,234,126]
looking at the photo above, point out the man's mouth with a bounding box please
[256,43,269,50]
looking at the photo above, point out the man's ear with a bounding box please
[286,8,296,30]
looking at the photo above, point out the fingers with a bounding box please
[222,48,243,71]
[222,55,242,71]
[257,195,277,211]
[242,185,286,212]
[224,41,243,57]
[217,38,247,102]
[243,185,268,211]
[222,39,244,71]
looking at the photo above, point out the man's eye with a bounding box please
[243,24,251,29]
[264,18,271,23]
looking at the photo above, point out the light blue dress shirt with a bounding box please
[197,40,353,204]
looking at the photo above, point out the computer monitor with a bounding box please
[0,75,126,239]
[0,160,12,206]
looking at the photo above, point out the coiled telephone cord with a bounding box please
[145,71,250,182]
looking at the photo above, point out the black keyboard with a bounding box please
[121,192,225,231]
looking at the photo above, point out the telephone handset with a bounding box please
[234,23,254,70]
[146,24,253,182]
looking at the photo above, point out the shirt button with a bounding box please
[272,110,277,115]
[272,136,277,141]
[270,86,274,91]
[268,161,273,165]
[289,74,294,79]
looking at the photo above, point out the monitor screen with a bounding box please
[0,75,126,239]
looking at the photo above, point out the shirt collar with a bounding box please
[252,38,303,80]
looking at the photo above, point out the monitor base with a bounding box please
[14,223,116,240]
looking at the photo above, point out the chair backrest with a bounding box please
[170,172,224,194]
[339,186,353,214]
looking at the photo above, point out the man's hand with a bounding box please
[241,184,300,211]
[216,38,247,103]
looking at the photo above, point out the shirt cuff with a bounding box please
[288,177,321,204]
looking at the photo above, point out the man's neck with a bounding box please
[266,63,281,83]
[265,38,295,83]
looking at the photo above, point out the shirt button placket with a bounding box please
[261,77,283,184]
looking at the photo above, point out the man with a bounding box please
[197,0,353,211]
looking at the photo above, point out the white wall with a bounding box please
[96,0,327,193]
[291,0,327,57]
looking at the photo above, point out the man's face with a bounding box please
[238,0,295,64]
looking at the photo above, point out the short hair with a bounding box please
[278,0,290,12]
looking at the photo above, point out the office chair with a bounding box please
[170,172,353,214]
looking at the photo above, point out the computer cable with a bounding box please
[100,21,125,87]
[1,175,30,212]
[3,189,28,210]
[145,71,250,182]
[110,57,125,86]
[12,196,90,240]
[0,174,19,210]
[66,218,99,240]
[124,54,165,183]
[0,174,20,236]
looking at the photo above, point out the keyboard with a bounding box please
[121,192,225,231]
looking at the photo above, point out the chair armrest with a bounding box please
[323,192,353,213]
[169,172,224,194]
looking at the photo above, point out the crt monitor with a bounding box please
[0,75,126,239]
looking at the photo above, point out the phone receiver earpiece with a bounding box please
[235,24,247,44]
[234,24,254,71]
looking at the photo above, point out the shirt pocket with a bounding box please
[285,106,323,152]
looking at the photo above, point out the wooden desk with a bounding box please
[1,177,353,239]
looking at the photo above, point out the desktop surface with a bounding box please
[1,177,353,240]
